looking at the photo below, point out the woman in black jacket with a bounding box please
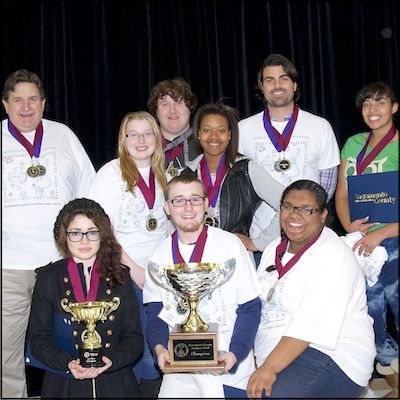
[181,102,284,256]
[27,198,143,398]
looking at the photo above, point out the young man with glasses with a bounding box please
[143,174,262,398]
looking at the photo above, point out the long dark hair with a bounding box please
[54,198,125,286]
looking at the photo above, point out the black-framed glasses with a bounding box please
[169,196,205,207]
[280,202,321,215]
[66,230,101,242]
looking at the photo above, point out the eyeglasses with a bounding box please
[66,230,101,242]
[169,196,205,207]
[125,131,155,140]
[280,202,321,215]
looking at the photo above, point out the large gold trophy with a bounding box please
[61,297,120,367]
[148,259,235,372]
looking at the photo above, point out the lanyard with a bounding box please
[137,168,156,210]
[200,154,227,208]
[275,229,323,279]
[356,125,397,175]
[67,257,100,302]
[262,104,299,152]
[172,225,208,264]
[8,118,44,158]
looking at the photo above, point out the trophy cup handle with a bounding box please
[200,258,236,300]
[148,261,177,294]
[60,298,77,320]
[60,298,70,312]
[102,297,121,321]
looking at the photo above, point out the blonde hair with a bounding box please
[117,111,167,193]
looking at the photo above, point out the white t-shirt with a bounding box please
[2,118,96,270]
[255,227,375,387]
[238,108,340,236]
[88,159,168,268]
[143,226,262,390]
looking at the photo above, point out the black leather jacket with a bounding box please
[182,159,262,236]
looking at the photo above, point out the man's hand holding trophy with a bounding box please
[148,259,235,372]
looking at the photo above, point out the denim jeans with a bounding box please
[265,347,364,398]
[132,282,161,382]
[366,237,399,366]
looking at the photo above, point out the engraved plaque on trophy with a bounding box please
[148,260,235,372]
[60,297,120,367]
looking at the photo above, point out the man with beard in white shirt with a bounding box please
[238,54,340,263]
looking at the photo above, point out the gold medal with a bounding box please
[146,216,158,231]
[27,165,40,177]
[167,165,179,177]
[204,212,219,228]
[274,158,291,172]
[37,165,46,176]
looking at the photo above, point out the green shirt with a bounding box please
[341,132,399,231]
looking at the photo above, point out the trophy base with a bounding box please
[79,347,104,368]
[164,323,223,372]
[163,358,226,373]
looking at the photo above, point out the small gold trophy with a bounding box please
[61,297,120,367]
[148,260,235,372]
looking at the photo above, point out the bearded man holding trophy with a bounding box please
[143,175,262,398]
[26,198,143,398]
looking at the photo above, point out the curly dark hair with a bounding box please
[147,77,198,119]
[192,102,240,167]
[2,69,46,101]
[54,198,125,287]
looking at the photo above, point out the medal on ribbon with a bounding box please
[204,209,219,228]
[67,258,101,302]
[200,155,227,227]
[146,216,158,231]
[263,105,299,172]
[137,168,158,231]
[166,161,179,178]
[274,158,291,172]
[8,119,46,177]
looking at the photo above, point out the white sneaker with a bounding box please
[377,362,396,376]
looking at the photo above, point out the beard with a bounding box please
[265,89,294,108]
[174,218,204,233]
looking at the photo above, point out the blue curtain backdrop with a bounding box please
[1,0,398,169]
